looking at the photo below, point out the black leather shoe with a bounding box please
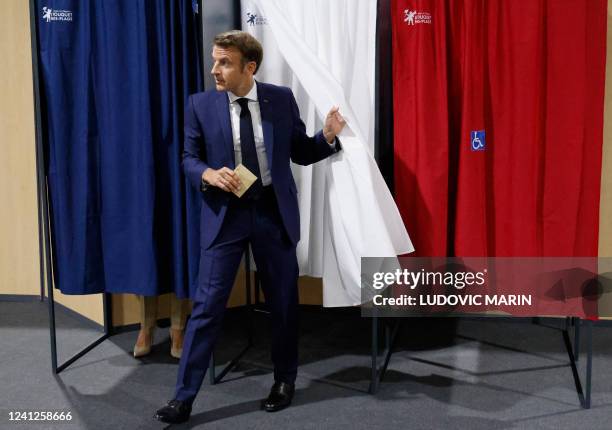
[154,399,192,424]
[262,382,295,412]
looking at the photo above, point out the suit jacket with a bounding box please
[182,80,341,250]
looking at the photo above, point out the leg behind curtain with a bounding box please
[134,295,158,357]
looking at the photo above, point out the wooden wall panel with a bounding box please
[0,0,40,297]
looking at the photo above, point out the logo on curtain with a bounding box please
[403,8,432,25]
[246,12,267,26]
[471,130,486,151]
[41,6,73,22]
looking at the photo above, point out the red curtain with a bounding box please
[392,0,607,257]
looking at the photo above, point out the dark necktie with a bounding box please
[236,97,262,196]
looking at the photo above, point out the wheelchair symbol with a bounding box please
[471,131,485,151]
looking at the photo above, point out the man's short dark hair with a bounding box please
[213,30,263,74]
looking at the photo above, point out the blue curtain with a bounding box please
[37,0,203,298]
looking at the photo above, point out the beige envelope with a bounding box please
[233,163,258,198]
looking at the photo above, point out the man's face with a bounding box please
[210,45,254,93]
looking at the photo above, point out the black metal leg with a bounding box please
[585,319,592,409]
[369,316,400,395]
[209,351,216,384]
[48,275,58,373]
[50,291,112,374]
[379,319,398,383]
[56,333,111,373]
[369,315,379,394]
[574,317,581,362]
[562,317,594,409]
[44,191,111,374]
[385,322,390,348]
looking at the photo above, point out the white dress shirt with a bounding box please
[227,82,272,186]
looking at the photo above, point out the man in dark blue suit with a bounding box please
[155,30,345,424]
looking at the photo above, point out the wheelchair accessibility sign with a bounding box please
[471,130,486,151]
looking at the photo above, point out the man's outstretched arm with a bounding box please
[289,92,345,166]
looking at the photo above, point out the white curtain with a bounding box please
[241,0,413,306]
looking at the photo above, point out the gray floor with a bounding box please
[1,300,612,430]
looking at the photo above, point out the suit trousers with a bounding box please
[174,188,299,404]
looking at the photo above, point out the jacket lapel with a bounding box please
[215,92,235,169]
[257,81,275,169]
